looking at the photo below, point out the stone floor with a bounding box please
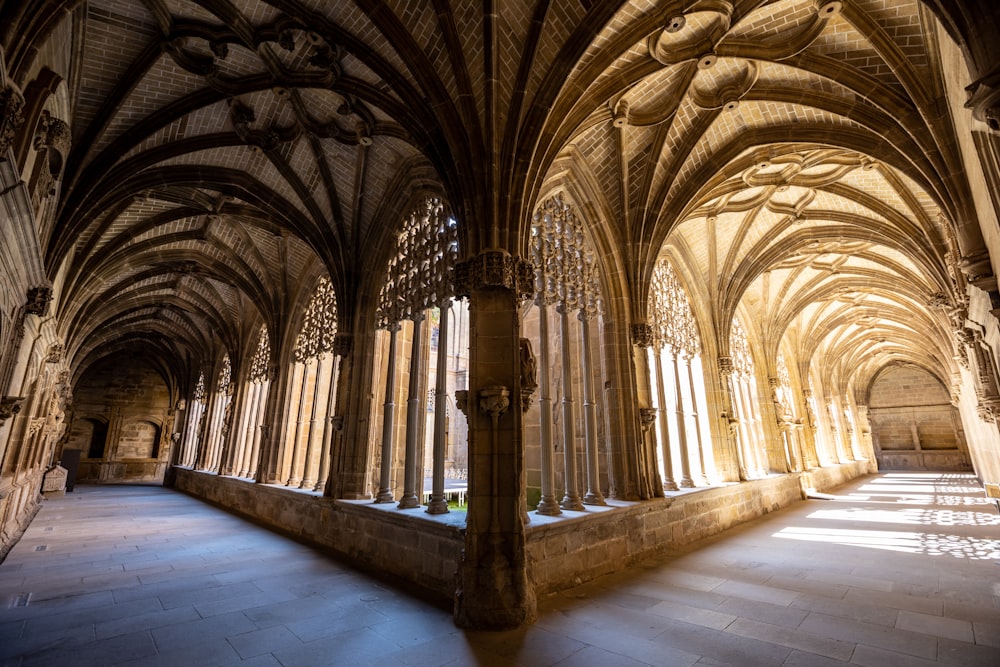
[1,472,999,666]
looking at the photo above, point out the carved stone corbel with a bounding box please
[0,396,25,425]
[0,86,25,157]
[25,286,53,316]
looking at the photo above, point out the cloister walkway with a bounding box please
[1,472,999,666]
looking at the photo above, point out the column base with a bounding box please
[397,494,419,509]
[535,495,562,515]
[582,492,606,506]
[560,495,584,511]
[426,498,449,514]
[374,490,394,503]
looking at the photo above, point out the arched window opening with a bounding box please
[225,325,271,480]
[279,276,340,493]
[729,320,768,478]
[648,258,715,490]
[525,194,608,516]
[373,196,468,514]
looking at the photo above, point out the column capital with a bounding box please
[630,322,654,348]
[965,65,1000,133]
[25,286,53,316]
[454,249,533,300]
[639,407,657,431]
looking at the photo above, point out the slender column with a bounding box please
[248,382,269,479]
[672,352,694,487]
[224,385,251,475]
[299,355,329,489]
[237,382,260,476]
[686,355,710,484]
[558,305,583,510]
[315,356,340,493]
[653,348,678,490]
[579,312,605,505]
[535,301,560,515]
[427,299,451,514]
[375,324,400,503]
[286,361,311,486]
[632,325,662,498]
[718,357,747,481]
[738,379,763,476]
[399,314,425,509]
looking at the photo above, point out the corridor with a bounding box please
[1,473,999,666]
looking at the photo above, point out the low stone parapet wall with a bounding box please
[174,461,872,608]
[172,468,464,605]
[527,473,807,595]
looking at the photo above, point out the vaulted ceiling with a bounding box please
[2,0,995,398]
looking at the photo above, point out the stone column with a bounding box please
[315,356,340,493]
[285,361,311,486]
[672,352,694,487]
[299,355,329,489]
[579,312,605,505]
[534,298,560,515]
[453,249,536,630]
[375,324,400,503]
[685,355,710,484]
[238,382,262,477]
[398,314,425,510]
[653,348,678,490]
[631,323,662,498]
[427,299,451,514]
[558,304,583,510]
[718,356,748,481]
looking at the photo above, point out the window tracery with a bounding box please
[647,257,712,488]
[217,355,231,393]
[250,326,270,382]
[377,197,458,326]
[294,277,338,362]
[528,194,607,511]
[530,194,602,316]
[649,259,700,356]
[193,373,206,402]
[730,319,754,379]
[373,196,467,513]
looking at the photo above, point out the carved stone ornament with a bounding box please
[639,407,657,430]
[25,286,53,316]
[966,66,1000,133]
[455,389,469,417]
[0,396,25,424]
[45,343,64,363]
[519,338,537,413]
[717,356,735,376]
[630,323,654,348]
[478,385,510,420]
[454,250,534,301]
[0,86,26,157]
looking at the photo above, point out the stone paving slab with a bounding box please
[0,473,999,665]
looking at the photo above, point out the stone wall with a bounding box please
[867,365,971,471]
[175,460,871,604]
[61,357,172,484]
